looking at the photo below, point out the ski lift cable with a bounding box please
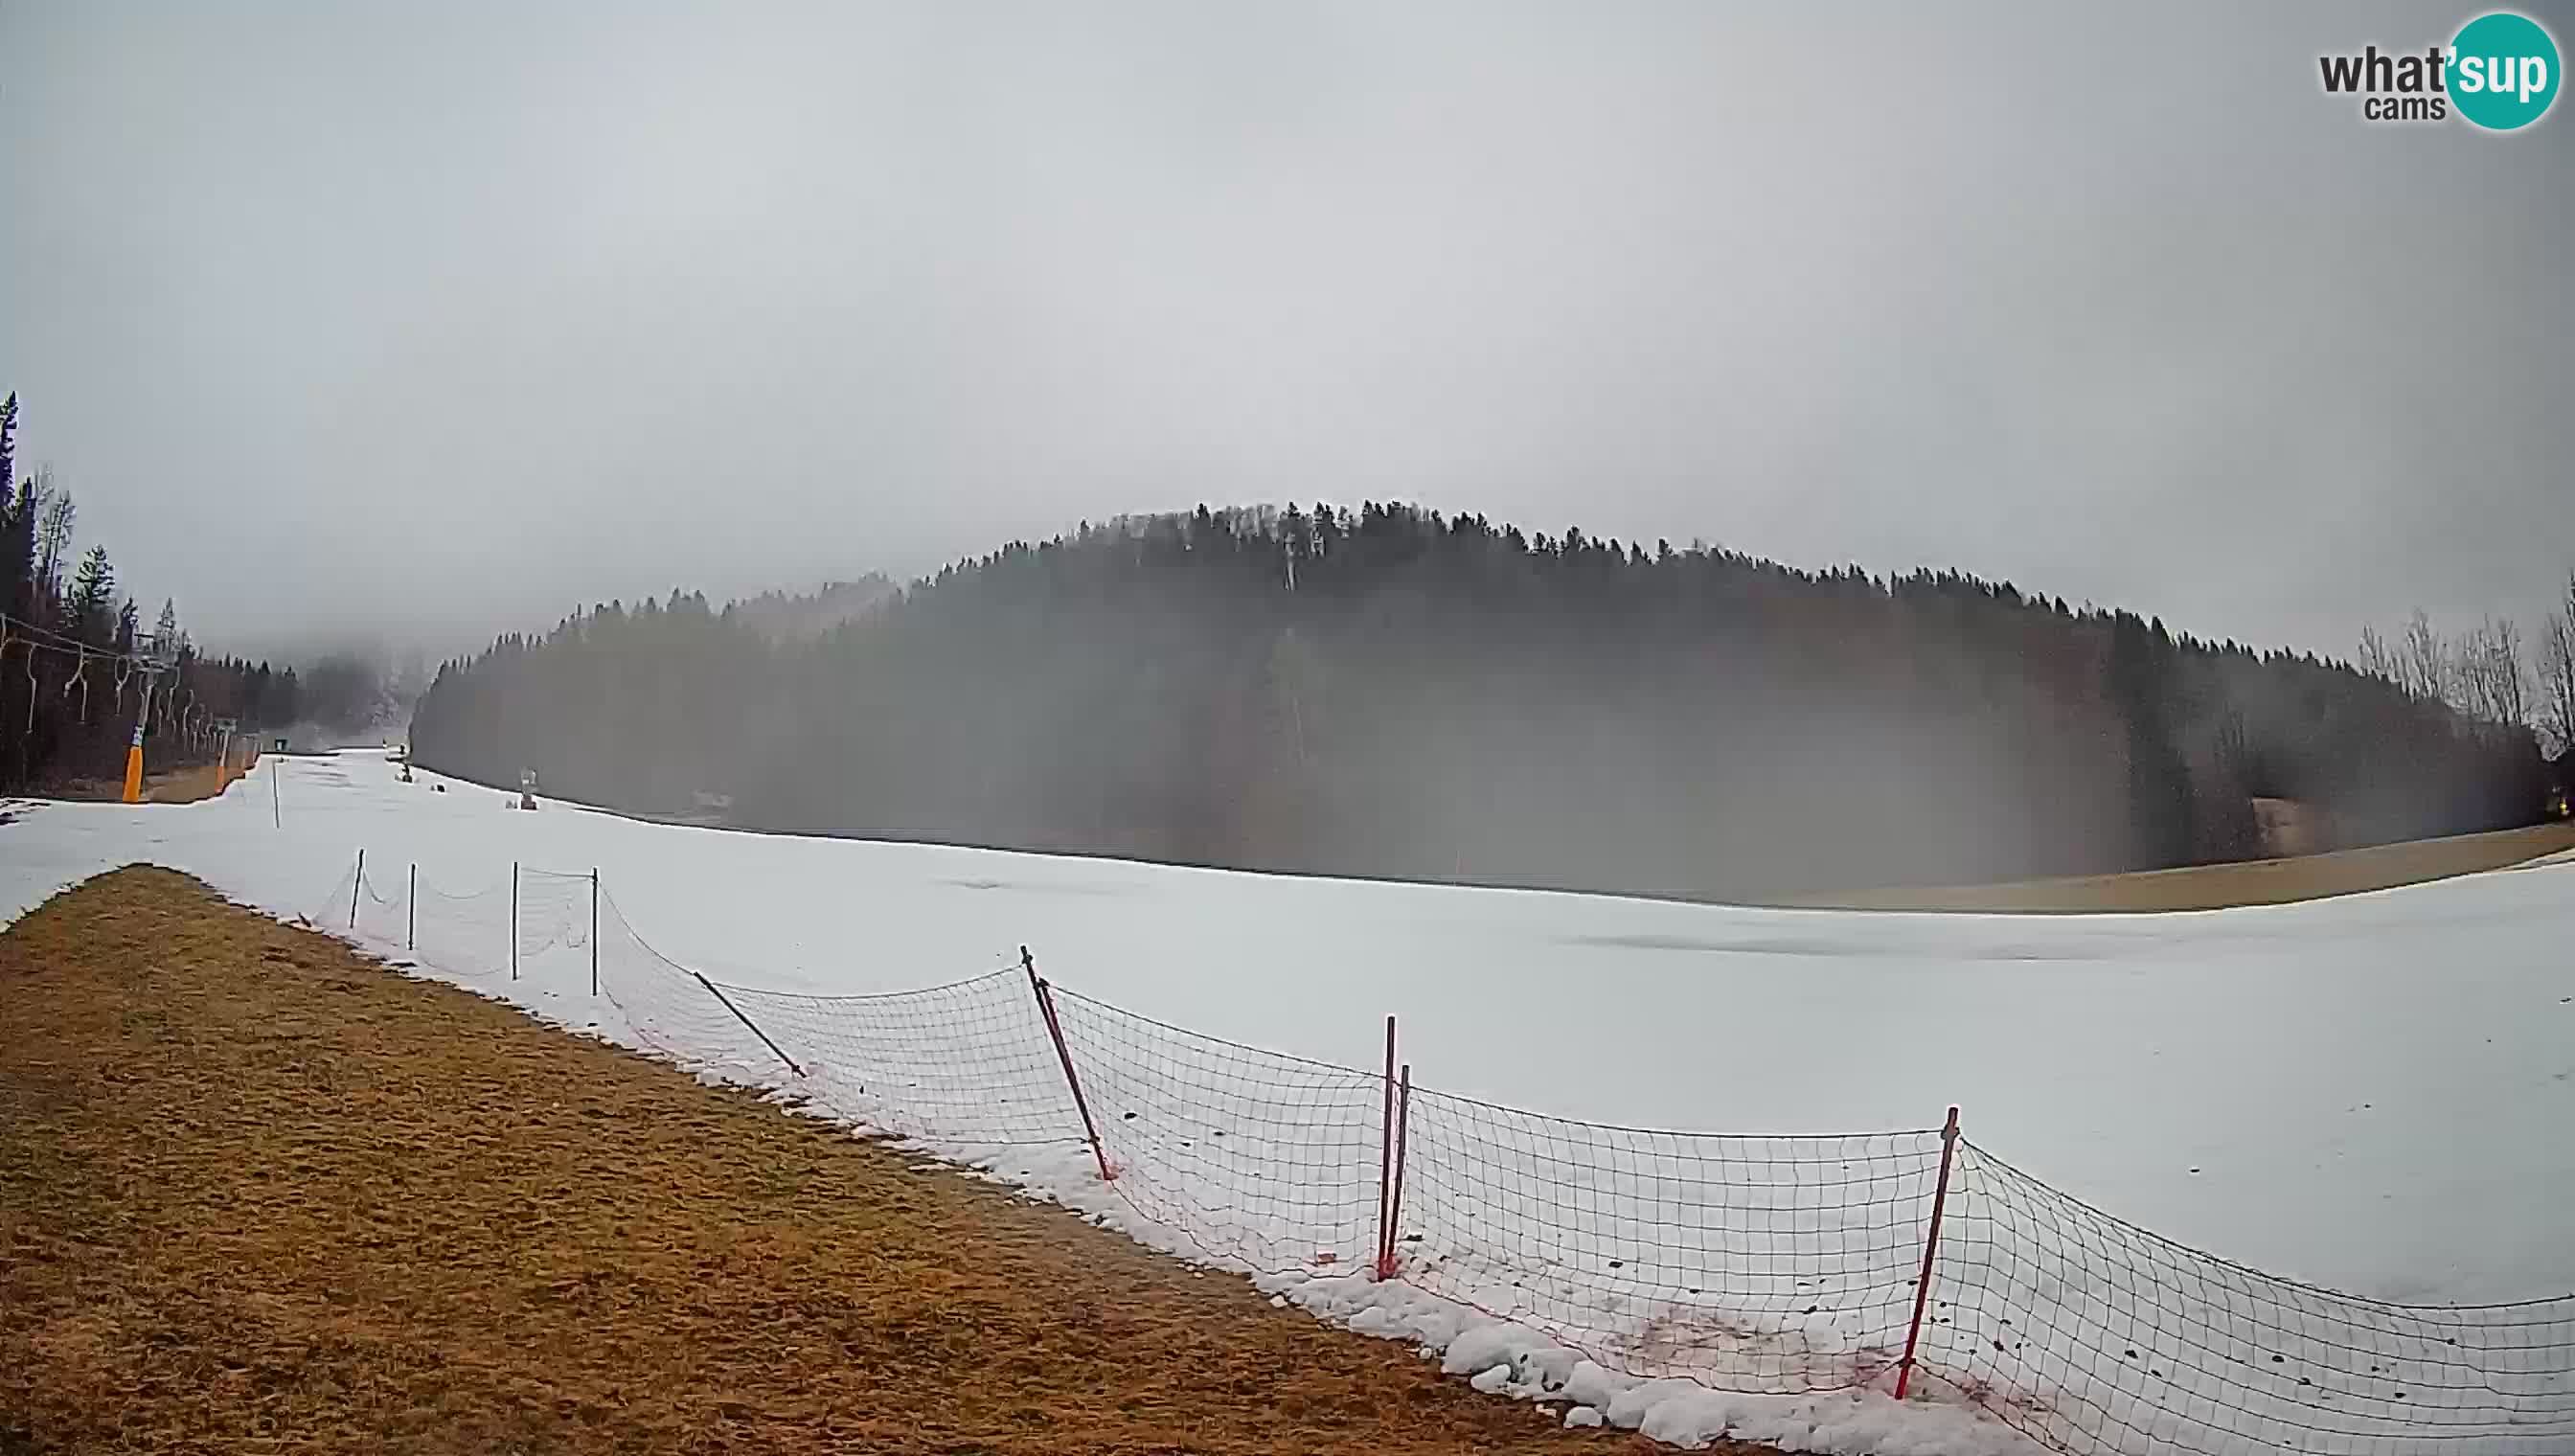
[0,614,155,669]
[0,611,188,671]
[0,611,131,660]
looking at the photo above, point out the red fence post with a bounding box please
[1024,946,1115,1183]
[1895,1105,1962,1401]
[1378,1061,1411,1280]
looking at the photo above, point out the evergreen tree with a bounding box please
[68,546,115,646]
[2,475,34,622]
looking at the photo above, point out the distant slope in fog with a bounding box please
[1791,818,2575,911]
[725,576,894,642]
[408,505,2550,900]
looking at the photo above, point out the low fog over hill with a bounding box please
[413,506,2560,899]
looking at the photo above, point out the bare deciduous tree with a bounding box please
[2401,608,2449,705]
[2490,616,2528,728]
[33,471,73,600]
[2540,574,2575,760]
[2357,625,2398,684]
[2450,615,2529,730]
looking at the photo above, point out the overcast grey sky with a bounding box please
[3,2,2569,662]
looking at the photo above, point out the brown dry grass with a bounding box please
[0,869,1735,1456]
[138,762,237,804]
[34,762,236,805]
[1787,819,2575,913]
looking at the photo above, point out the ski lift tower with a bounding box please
[120,631,181,804]
[213,717,240,783]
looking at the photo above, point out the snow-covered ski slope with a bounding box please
[4,750,2570,1456]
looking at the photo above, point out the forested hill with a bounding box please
[0,391,359,790]
[410,505,2549,899]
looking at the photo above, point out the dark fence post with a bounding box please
[690,970,805,1076]
[1378,1060,1412,1280]
[509,860,518,980]
[407,862,417,950]
[349,849,364,931]
[1024,946,1114,1182]
[1895,1105,1962,1401]
[589,868,599,996]
[1375,1014,1398,1277]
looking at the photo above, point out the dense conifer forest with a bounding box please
[411,504,2559,899]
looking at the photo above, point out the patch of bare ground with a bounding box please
[0,868,1754,1455]
[1789,818,2575,913]
[29,762,236,805]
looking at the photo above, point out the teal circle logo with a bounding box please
[2450,12,2560,130]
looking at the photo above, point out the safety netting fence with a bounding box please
[1915,1144,2575,1455]
[297,852,2575,1456]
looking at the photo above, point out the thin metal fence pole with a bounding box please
[510,860,518,980]
[406,863,416,950]
[1375,1014,1397,1277]
[1024,946,1114,1182]
[691,971,804,1076]
[1894,1105,1962,1401]
[349,849,364,931]
[1379,1061,1412,1280]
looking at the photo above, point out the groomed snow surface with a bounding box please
[4,751,2571,1455]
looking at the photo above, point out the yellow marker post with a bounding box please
[120,672,154,805]
[121,728,145,802]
